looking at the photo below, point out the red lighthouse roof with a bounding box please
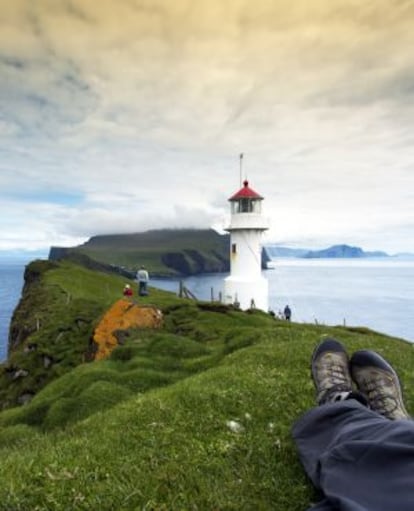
[229,180,263,201]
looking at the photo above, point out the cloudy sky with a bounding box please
[1,0,414,253]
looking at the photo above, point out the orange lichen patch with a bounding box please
[92,299,163,360]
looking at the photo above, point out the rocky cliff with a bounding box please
[49,229,231,276]
[1,260,118,409]
[49,228,269,276]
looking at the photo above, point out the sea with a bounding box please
[0,257,413,362]
[151,258,414,345]
[0,259,28,361]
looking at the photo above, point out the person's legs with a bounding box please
[138,281,145,296]
[293,401,414,511]
[139,281,149,296]
[292,339,414,511]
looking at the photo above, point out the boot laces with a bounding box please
[317,361,351,403]
[360,375,403,417]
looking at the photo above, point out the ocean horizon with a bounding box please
[152,258,414,344]
[0,259,28,361]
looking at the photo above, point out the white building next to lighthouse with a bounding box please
[224,180,269,311]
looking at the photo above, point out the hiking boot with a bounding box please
[350,350,410,420]
[312,338,353,405]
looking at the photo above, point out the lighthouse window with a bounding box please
[232,243,237,254]
[253,200,261,213]
[240,198,252,213]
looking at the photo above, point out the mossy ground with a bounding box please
[0,260,413,510]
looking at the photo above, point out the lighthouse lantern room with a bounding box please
[224,180,269,311]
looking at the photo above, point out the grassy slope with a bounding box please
[0,261,413,510]
[73,229,229,274]
[1,260,179,408]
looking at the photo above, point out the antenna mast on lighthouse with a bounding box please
[239,153,243,187]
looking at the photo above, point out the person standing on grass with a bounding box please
[293,337,414,511]
[284,305,292,321]
[137,266,149,296]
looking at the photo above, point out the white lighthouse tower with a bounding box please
[224,179,269,311]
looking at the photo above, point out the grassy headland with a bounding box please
[0,258,413,510]
[49,228,232,276]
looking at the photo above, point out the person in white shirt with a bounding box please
[137,266,149,296]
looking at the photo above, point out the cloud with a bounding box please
[0,0,413,252]
[0,55,98,140]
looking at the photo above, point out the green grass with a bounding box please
[0,260,181,408]
[0,259,413,509]
[70,228,230,275]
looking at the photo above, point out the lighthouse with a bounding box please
[224,180,269,311]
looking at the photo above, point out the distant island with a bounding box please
[264,244,390,259]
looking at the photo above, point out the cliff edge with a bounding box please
[49,228,270,276]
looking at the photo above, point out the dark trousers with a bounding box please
[138,281,148,296]
[292,400,414,511]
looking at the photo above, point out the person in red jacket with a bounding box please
[123,284,133,297]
